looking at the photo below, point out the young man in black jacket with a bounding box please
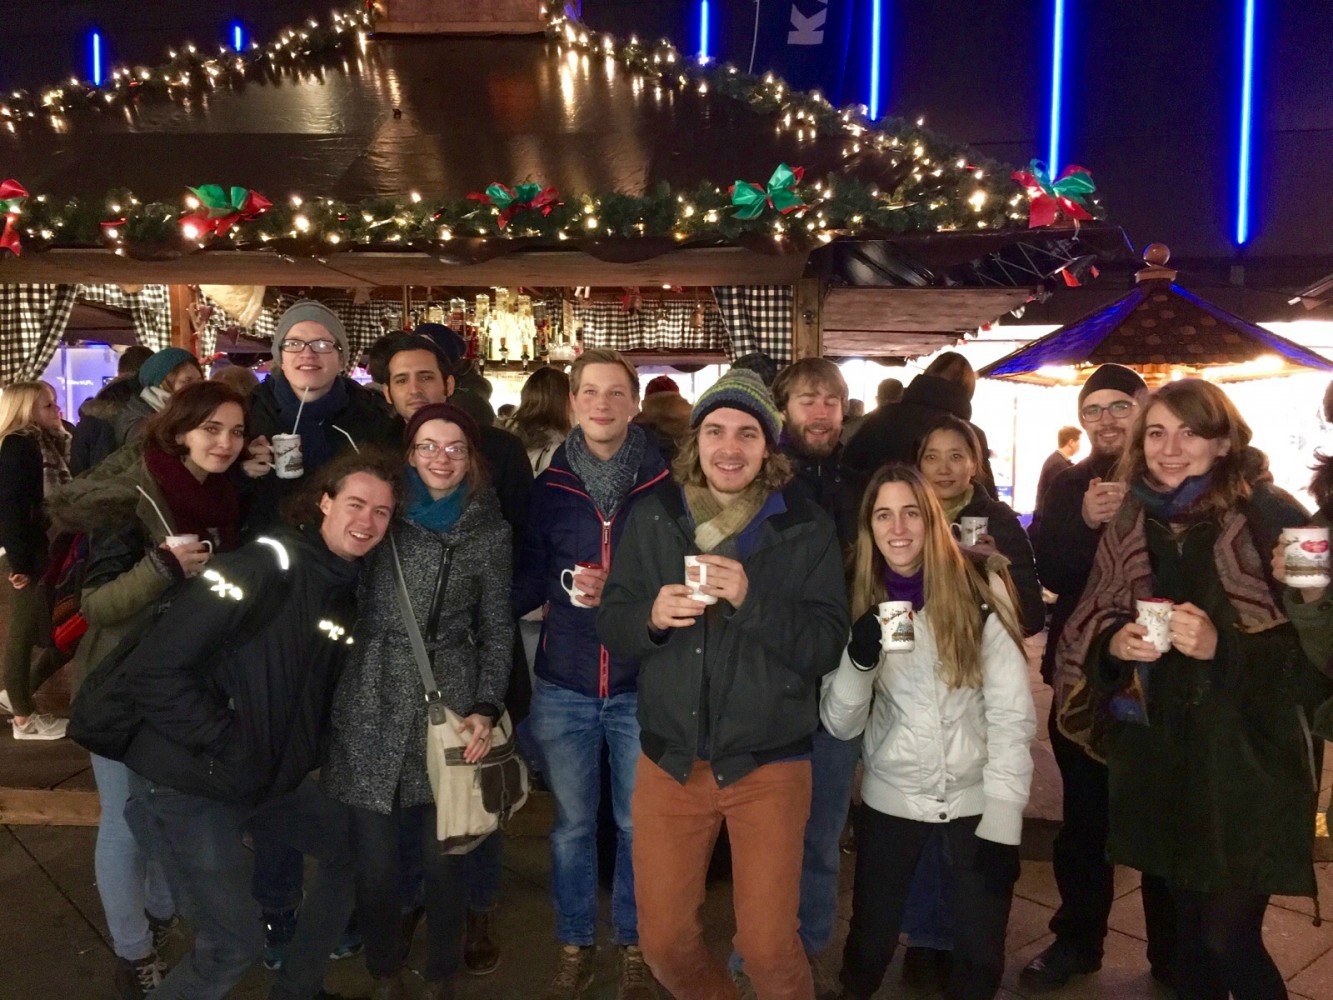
[119,454,398,1000]
[599,368,849,1000]
[1023,364,1176,991]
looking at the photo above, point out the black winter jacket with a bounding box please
[1030,451,1119,684]
[0,432,49,577]
[598,483,849,787]
[120,526,362,805]
[780,436,864,552]
[956,491,1045,635]
[843,374,996,494]
[70,377,139,475]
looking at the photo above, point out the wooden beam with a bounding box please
[791,278,823,361]
[168,284,194,352]
[0,788,100,826]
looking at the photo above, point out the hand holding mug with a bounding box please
[1168,602,1218,660]
[1273,529,1330,604]
[243,435,274,478]
[650,583,707,630]
[560,562,605,608]
[457,713,494,763]
[163,536,213,578]
[1110,621,1162,662]
[694,554,749,607]
[1082,477,1126,529]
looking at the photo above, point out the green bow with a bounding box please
[730,164,806,220]
[189,185,254,218]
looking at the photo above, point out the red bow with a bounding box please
[180,188,273,240]
[0,178,29,256]
[467,182,562,229]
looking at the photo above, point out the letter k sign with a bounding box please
[789,0,829,46]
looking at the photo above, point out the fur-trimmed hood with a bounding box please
[78,376,139,422]
[45,444,154,536]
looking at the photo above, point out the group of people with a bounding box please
[0,301,1330,1000]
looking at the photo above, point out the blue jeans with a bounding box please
[90,755,175,960]
[397,817,502,913]
[125,773,262,1000]
[902,827,955,950]
[529,676,640,946]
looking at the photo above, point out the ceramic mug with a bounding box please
[877,600,915,652]
[560,561,602,607]
[271,433,304,479]
[951,516,989,546]
[684,555,719,605]
[1281,526,1331,589]
[1135,598,1174,653]
[165,533,212,554]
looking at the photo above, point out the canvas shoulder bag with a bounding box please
[389,534,528,855]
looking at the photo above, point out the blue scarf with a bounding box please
[1131,470,1215,523]
[406,467,467,534]
[884,566,926,611]
[271,372,350,473]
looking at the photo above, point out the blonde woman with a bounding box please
[821,465,1035,1000]
[0,381,71,739]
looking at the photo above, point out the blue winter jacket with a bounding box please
[512,437,670,698]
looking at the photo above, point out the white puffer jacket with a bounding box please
[820,586,1036,846]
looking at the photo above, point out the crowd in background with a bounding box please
[0,305,1330,1000]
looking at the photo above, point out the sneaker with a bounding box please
[463,908,500,975]
[146,911,180,955]
[261,906,299,971]
[0,689,13,715]
[542,944,595,1000]
[1018,940,1101,992]
[617,945,657,1000]
[112,953,162,1000]
[12,714,67,740]
[330,928,363,960]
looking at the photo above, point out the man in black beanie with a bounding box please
[1023,364,1176,991]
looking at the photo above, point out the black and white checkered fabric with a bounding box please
[77,284,172,350]
[201,292,403,369]
[0,284,79,385]
[575,299,728,353]
[711,286,793,363]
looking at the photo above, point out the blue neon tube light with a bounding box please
[1236,0,1256,245]
[91,30,103,85]
[869,0,883,119]
[698,2,710,62]
[232,21,246,53]
[1048,0,1065,174]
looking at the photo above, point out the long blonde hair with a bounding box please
[850,465,1022,688]
[0,381,56,442]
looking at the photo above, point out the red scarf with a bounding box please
[144,445,241,553]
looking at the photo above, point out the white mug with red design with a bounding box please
[1281,526,1330,589]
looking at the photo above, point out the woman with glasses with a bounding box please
[324,402,513,1000]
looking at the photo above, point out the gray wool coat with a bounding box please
[322,486,513,815]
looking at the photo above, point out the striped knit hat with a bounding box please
[690,368,783,446]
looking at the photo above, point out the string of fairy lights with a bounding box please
[1,2,1100,259]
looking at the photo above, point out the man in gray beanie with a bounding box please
[1023,363,1176,991]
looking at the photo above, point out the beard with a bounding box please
[792,423,839,459]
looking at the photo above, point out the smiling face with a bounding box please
[1142,401,1230,490]
[698,407,768,502]
[918,428,978,502]
[1079,388,1138,458]
[570,362,637,458]
[783,377,843,459]
[871,480,926,575]
[177,402,246,481]
[384,348,453,420]
[408,418,469,499]
[279,320,344,399]
[318,471,395,561]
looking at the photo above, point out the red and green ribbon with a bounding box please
[0,178,28,256]
[729,164,805,220]
[180,185,273,238]
[1011,160,1095,229]
[467,182,562,228]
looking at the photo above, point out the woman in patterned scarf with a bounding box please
[1054,378,1329,999]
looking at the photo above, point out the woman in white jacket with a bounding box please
[821,465,1036,1000]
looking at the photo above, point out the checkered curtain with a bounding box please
[0,284,79,384]
[77,284,172,350]
[574,299,728,353]
[712,286,793,363]
[201,292,403,368]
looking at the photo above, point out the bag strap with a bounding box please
[389,533,450,726]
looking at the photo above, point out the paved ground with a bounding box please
[3,592,1333,998]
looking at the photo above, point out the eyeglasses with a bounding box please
[1080,400,1135,421]
[413,442,469,460]
[280,338,340,355]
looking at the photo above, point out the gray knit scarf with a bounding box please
[564,423,646,517]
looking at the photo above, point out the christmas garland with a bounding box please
[0,2,1103,259]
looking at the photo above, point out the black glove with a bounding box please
[973,838,1021,892]
[848,609,882,670]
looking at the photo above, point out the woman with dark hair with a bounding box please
[323,402,513,1000]
[821,464,1034,1000]
[0,380,71,739]
[1055,378,1329,999]
[504,366,571,475]
[48,379,246,999]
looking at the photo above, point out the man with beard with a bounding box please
[1023,364,1176,991]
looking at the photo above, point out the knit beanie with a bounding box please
[272,300,348,359]
[404,402,481,454]
[644,375,680,397]
[1079,363,1147,403]
[691,368,783,446]
[137,347,198,388]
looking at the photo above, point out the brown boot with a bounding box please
[617,945,658,1000]
[542,944,595,1000]
[463,908,500,975]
